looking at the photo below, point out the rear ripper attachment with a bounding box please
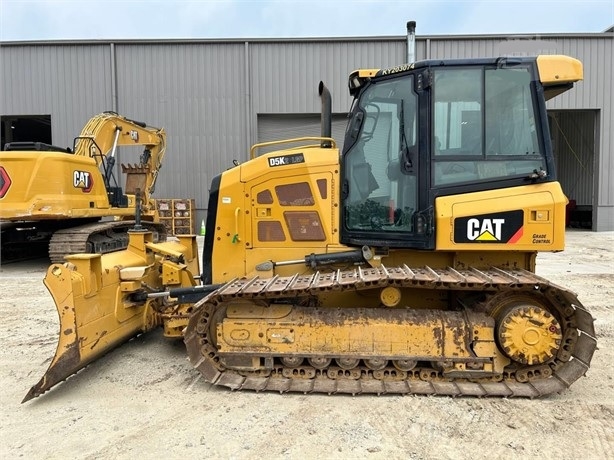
[185,266,596,397]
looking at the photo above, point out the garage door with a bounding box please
[548,110,596,229]
[257,114,348,154]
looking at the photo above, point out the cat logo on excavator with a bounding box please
[73,170,93,192]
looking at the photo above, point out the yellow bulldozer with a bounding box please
[24,54,596,402]
[0,112,167,263]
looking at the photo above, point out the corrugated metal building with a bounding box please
[1,31,612,230]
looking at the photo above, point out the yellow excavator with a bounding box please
[24,55,596,402]
[0,112,167,263]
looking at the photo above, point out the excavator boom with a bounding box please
[73,111,167,202]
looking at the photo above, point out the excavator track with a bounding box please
[48,220,167,263]
[185,266,596,397]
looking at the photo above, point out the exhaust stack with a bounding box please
[318,81,332,148]
[407,21,416,64]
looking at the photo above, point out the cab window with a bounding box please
[433,66,543,186]
[344,76,418,233]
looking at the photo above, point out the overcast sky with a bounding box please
[0,0,612,41]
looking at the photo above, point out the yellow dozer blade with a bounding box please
[24,231,200,402]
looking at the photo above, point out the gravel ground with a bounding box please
[1,230,612,459]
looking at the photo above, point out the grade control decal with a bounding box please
[454,210,524,244]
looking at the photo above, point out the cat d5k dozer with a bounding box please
[25,54,596,402]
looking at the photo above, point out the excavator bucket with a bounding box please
[23,231,200,402]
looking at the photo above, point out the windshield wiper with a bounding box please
[399,100,414,173]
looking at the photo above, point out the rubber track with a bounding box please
[48,220,167,263]
[184,266,597,397]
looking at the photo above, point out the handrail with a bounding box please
[232,207,241,243]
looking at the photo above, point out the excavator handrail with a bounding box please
[250,137,336,159]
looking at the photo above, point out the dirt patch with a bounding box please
[1,230,612,459]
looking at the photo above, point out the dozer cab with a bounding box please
[25,55,596,401]
[0,112,168,263]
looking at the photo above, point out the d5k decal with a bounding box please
[268,153,305,167]
[454,210,524,244]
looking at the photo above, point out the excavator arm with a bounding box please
[73,111,167,204]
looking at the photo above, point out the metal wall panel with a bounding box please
[1,33,611,229]
[114,43,247,218]
[556,38,613,220]
[250,40,407,115]
[427,38,500,59]
[541,37,613,228]
[257,114,348,153]
[0,44,113,147]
